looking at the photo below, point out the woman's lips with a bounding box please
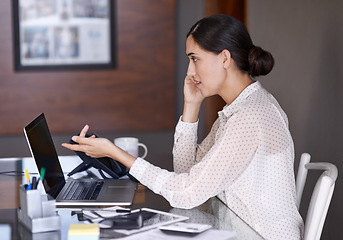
[192,79,201,85]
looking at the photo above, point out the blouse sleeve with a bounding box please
[129,111,259,209]
[172,116,221,173]
[172,117,199,173]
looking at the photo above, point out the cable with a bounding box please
[0,171,70,176]
[0,171,25,176]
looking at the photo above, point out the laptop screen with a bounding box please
[24,113,65,198]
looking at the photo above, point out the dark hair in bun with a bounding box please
[248,45,274,77]
[187,14,274,77]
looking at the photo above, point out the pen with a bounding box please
[24,169,31,190]
[31,176,37,190]
[40,167,46,182]
[35,167,46,188]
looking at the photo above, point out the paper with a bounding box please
[115,228,236,240]
[83,206,129,222]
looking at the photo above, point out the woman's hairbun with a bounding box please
[248,45,274,77]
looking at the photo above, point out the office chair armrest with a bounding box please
[305,162,338,183]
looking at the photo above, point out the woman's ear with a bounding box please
[221,49,231,69]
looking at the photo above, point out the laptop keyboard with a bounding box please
[62,181,104,200]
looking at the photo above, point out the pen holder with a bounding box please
[17,185,61,233]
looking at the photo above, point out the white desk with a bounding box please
[0,156,265,239]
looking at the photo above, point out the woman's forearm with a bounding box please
[182,102,201,123]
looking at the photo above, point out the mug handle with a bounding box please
[138,143,148,158]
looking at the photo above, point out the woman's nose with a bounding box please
[187,62,195,77]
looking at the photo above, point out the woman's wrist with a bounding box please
[182,102,201,123]
[109,144,136,169]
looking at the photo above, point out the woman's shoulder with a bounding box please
[241,88,274,110]
[239,87,288,124]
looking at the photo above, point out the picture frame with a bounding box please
[12,0,116,71]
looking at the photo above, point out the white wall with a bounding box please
[248,0,343,239]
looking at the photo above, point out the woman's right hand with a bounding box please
[183,75,205,105]
[182,75,205,123]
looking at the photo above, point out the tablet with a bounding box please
[102,208,189,235]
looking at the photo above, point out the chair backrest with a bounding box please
[295,153,338,240]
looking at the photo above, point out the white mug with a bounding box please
[114,137,148,158]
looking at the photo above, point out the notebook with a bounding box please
[24,113,137,206]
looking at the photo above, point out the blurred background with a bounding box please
[0,1,342,239]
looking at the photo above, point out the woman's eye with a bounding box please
[192,57,198,62]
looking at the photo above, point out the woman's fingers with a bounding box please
[61,142,82,151]
[79,125,89,137]
[62,137,95,157]
[71,135,92,145]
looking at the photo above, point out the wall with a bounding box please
[1,0,177,135]
[0,0,205,159]
[0,0,176,157]
[176,0,205,140]
[248,0,343,239]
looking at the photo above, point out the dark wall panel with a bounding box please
[0,0,176,134]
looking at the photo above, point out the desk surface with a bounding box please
[0,156,264,240]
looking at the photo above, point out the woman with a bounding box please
[63,14,304,239]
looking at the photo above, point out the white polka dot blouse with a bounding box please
[130,81,304,239]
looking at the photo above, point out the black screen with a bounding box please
[24,113,65,198]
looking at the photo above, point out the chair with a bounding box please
[295,153,338,240]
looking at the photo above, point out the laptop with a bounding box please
[24,113,137,207]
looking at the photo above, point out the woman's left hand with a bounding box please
[62,125,115,159]
[62,125,136,168]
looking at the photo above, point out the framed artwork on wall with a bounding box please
[12,0,116,71]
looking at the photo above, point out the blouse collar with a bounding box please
[220,81,262,118]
